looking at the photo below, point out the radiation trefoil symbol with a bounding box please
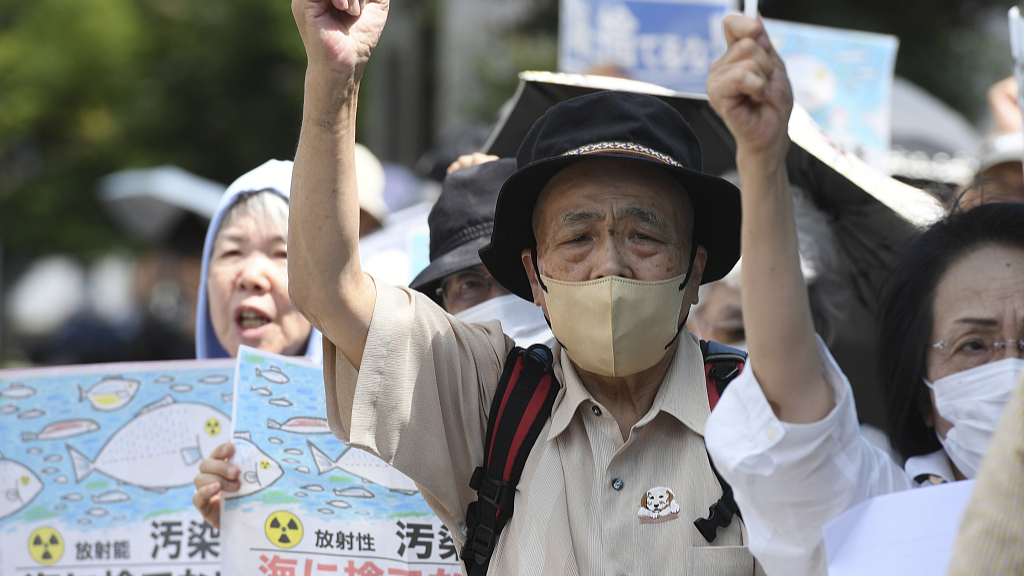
[205,417,221,436]
[28,526,64,565]
[265,510,303,549]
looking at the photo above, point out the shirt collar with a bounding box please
[904,450,957,485]
[547,332,710,440]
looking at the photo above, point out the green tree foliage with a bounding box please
[0,0,308,256]
[0,0,1014,257]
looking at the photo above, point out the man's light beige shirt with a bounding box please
[323,280,763,576]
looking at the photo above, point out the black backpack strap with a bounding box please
[700,340,748,410]
[462,344,560,575]
[695,340,747,543]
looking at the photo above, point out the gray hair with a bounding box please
[707,174,850,345]
[218,189,289,238]
[792,185,849,346]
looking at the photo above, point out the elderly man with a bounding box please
[289,1,769,574]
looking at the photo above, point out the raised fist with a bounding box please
[707,15,793,161]
[292,0,389,80]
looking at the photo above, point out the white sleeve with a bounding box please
[705,337,913,576]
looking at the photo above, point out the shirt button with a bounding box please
[764,427,777,441]
[612,478,624,491]
[592,406,602,417]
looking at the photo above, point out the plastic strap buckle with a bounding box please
[708,362,740,383]
[693,497,736,543]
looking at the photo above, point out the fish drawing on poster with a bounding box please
[0,359,236,575]
[558,0,735,94]
[221,346,461,576]
[66,395,231,490]
[78,376,140,411]
[0,451,44,521]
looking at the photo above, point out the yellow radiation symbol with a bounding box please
[28,526,64,565]
[265,510,303,549]
[20,475,30,485]
[260,460,270,469]
[204,418,221,436]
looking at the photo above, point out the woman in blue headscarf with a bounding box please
[195,159,322,362]
[192,160,322,527]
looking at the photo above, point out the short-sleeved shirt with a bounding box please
[323,279,764,576]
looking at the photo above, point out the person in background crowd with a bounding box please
[408,156,552,347]
[959,77,1024,209]
[946,374,1024,576]
[190,151,385,527]
[703,14,1024,576]
[689,178,848,349]
[353,143,390,234]
[194,159,318,362]
[287,1,770,574]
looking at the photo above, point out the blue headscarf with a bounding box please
[195,160,323,363]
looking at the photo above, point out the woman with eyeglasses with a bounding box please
[704,15,1024,576]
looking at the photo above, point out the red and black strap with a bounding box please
[462,344,559,575]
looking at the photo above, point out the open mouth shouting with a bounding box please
[236,306,273,338]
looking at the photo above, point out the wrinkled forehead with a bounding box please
[531,159,693,238]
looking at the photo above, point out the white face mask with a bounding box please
[924,357,1023,478]
[454,294,554,348]
[540,273,688,377]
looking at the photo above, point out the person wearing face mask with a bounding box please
[946,374,1024,576]
[408,157,553,347]
[287,2,767,574]
[702,15,1024,576]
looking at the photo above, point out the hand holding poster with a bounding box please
[0,359,235,576]
[220,346,461,576]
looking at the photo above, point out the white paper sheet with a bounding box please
[823,480,975,576]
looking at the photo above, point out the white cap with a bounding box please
[977,131,1024,172]
[355,143,388,223]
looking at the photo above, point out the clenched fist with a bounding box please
[292,0,389,82]
[707,14,793,163]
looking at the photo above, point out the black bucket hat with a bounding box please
[409,158,518,303]
[479,91,742,302]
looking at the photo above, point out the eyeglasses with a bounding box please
[436,270,493,307]
[929,337,1024,371]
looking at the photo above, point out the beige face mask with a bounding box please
[540,273,689,377]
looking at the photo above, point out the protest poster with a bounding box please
[558,0,735,94]
[0,359,235,576]
[823,480,975,576]
[220,346,461,576]
[763,19,899,170]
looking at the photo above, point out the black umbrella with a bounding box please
[483,72,946,428]
[484,71,943,310]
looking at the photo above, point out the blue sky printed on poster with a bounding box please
[763,19,899,168]
[558,0,734,94]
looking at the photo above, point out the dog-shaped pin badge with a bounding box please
[638,486,680,524]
